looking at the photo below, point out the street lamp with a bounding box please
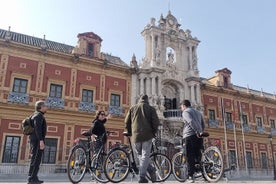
[268,134,276,180]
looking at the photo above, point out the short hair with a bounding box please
[180,99,191,107]
[35,100,46,111]
[140,94,148,101]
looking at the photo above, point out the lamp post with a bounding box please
[268,134,276,180]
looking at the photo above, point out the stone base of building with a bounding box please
[0,164,67,174]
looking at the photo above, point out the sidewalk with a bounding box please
[0,173,275,183]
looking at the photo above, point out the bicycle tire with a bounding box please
[104,148,130,183]
[148,153,172,182]
[67,145,87,183]
[171,152,188,182]
[91,154,109,183]
[201,146,224,182]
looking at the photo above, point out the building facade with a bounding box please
[0,11,275,178]
[201,68,276,177]
[0,29,131,173]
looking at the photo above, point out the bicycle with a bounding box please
[104,132,172,183]
[67,130,114,183]
[171,132,224,183]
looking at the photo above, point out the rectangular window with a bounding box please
[208,109,215,120]
[246,151,253,168]
[2,136,20,163]
[82,89,93,103]
[256,117,262,126]
[270,119,275,129]
[42,138,57,164]
[226,112,232,122]
[50,84,62,98]
[110,94,120,107]
[228,150,236,166]
[242,115,248,124]
[261,152,267,169]
[13,78,27,93]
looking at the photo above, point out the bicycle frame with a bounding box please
[172,133,224,182]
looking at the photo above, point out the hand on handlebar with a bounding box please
[196,132,203,138]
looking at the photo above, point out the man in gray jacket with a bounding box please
[125,95,160,183]
[181,100,205,183]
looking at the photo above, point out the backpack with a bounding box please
[22,115,34,135]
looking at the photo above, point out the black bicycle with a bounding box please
[67,130,113,183]
[171,132,224,183]
[104,132,172,183]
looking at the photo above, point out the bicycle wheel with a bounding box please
[148,153,172,182]
[104,148,130,183]
[67,145,87,183]
[201,146,224,182]
[91,154,109,183]
[171,152,188,182]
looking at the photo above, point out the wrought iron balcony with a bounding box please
[226,121,234,129]
[208,119,219,128]
[271,128,276,135]
[256,125,266,134]
[78,102,96,112]
[242,123,251,132]
[45,97,64,109]
[163,110,182,119]
[7,92,29,104]
[108,105,123,116]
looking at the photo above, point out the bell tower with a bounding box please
[131,11,202,109]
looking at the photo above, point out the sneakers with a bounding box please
[186,175,195,183]
[148,170,157,183]
[138,177,149,183]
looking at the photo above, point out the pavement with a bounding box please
[0,173,275,184]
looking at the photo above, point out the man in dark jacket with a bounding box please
[125,95,160,183]
[27,100,47,184]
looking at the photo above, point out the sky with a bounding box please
[1,0,275,94]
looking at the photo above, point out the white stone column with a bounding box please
[196,83,201,104]
[146,77,151,95]
[191,84,195,103]
[157,77,161,96]
[140,76,144,95]
[151,76,156,95]
[151,34,155,62]
[189,46,192,70]
[131,74,137,106]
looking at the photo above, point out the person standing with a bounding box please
[27,100,47,184]
[125,95,160,183]
[180,99,205,183]
[89,110,111,154]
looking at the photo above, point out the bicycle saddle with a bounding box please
[82,131,92,137]
[123,132,132,136]
[201,132,209,137]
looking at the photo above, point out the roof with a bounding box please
[0,28,128,67]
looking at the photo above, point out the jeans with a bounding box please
[134,139,152,178]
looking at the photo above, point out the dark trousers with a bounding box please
[185,134,203,177]
[28,140,43,182]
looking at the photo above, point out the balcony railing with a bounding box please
[271,128,276,135]
[163,110,182,119]
[7,92,29,104]
[108,105,123,116]
[45,97,64,109]
[256,125,265,134]
[208,119,219,128]
[242,123,251,132]
[226,121,234,129]
[78,102,96,112]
